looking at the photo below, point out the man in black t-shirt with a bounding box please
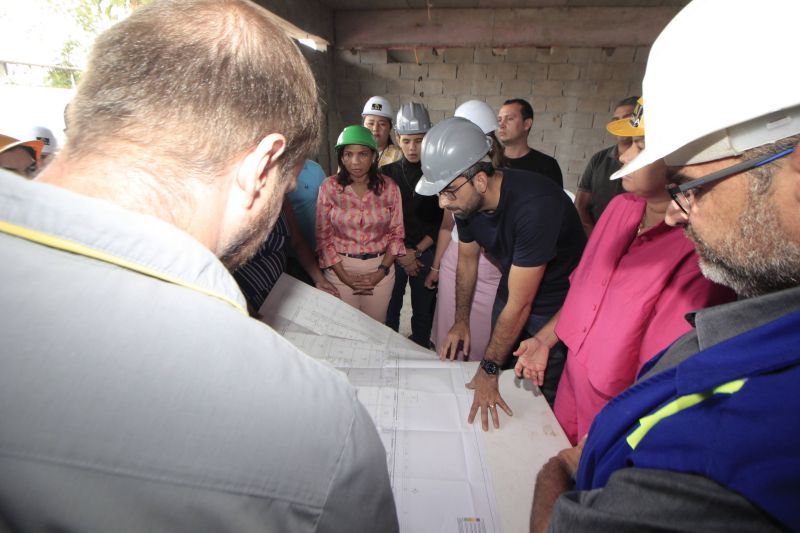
[382,103,442,346]
[416,117,586,431]
[497,98,563,187]
[574,96,638,236]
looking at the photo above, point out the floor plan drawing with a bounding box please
[261,275,570,533]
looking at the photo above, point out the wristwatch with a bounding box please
[479,359,499,376]
[377,264,391,276]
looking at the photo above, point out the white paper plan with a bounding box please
[261,274,503,533]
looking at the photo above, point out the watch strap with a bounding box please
[479,359,499,375]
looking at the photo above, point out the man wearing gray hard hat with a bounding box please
[532,1,800,531]
[383,102,443,347]
[416,117,586,431]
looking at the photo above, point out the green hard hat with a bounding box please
[335,125,377,151]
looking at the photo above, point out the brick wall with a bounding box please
[331,45,649,190]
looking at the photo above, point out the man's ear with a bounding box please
[235,133,287,209]
[474,171,489,193]
[524,117,533,134]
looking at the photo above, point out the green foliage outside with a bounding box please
[46,0,152,88]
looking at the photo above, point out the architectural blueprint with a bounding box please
[261,274,569,533]
[262,276,501,532]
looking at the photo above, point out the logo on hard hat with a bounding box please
[630,101,644,128]
[36,136,51,146]
[372,103,383,111]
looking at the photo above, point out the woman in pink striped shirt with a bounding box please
[316,125,406,322]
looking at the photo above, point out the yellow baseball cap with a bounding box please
[0,134,44,162]
[606,97,644,137]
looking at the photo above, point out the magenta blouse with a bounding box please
[554,193,735,397]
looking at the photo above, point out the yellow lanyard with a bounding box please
[0,219,247,315]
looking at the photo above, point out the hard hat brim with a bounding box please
[415,175,445,196]
[0,135,44,162]
[606,117,644,138]
[609,147,659,180]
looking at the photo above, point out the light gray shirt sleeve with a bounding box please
[316,400,398,533]
[549,468,786,533]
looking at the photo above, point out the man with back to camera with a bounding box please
[497,98,563,187]
[0,1,398,530]
[574,96,638,236]
[416,117,586,431]
[528,1,800,531]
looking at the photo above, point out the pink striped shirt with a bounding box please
[315,175,406,269]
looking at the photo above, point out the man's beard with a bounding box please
[450,189,483,220]
[218,184,284,271]
[452,207,474,220]
[685,189,800,298]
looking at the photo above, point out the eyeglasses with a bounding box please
[438,175,474,201]
[666,147,794,214]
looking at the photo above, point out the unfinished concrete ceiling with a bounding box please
[322,0,688,9]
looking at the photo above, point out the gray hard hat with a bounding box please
[395,102,432,135]
[416,117,492,196]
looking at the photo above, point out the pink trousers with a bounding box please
[324,255,395,323]
[431,239,502,359]
[553,353,613,445]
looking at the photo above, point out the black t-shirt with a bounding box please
[456,169,586,317]
[505,148,563,187]
[577,145,625,223]
[380,158,443,247]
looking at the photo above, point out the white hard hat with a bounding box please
[416,117,492,196]
[6,125,58,155]
[395,102,432,135]
[611,0,800,180]
[26,126,58,154]
[454,100,497,135]
[362,96,394,120]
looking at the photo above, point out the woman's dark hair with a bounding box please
[336,146,385,195]
[487,132,507,168]
[386,119,395,146]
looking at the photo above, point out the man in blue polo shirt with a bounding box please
[529,1,800,531]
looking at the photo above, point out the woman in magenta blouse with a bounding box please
[514,99,735,444]
[316,125,405,322]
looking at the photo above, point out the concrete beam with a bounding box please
[255,0,334,46]
[335,7,679,49]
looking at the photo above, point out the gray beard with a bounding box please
[685,191,800,298]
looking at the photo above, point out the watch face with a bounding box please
[481,360,498,375]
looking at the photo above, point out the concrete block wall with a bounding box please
[299,44,334,174]
[331,45,649,191]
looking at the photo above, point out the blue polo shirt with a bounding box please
[286,159,326,251]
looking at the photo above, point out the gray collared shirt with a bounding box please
[0,171,398,532]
